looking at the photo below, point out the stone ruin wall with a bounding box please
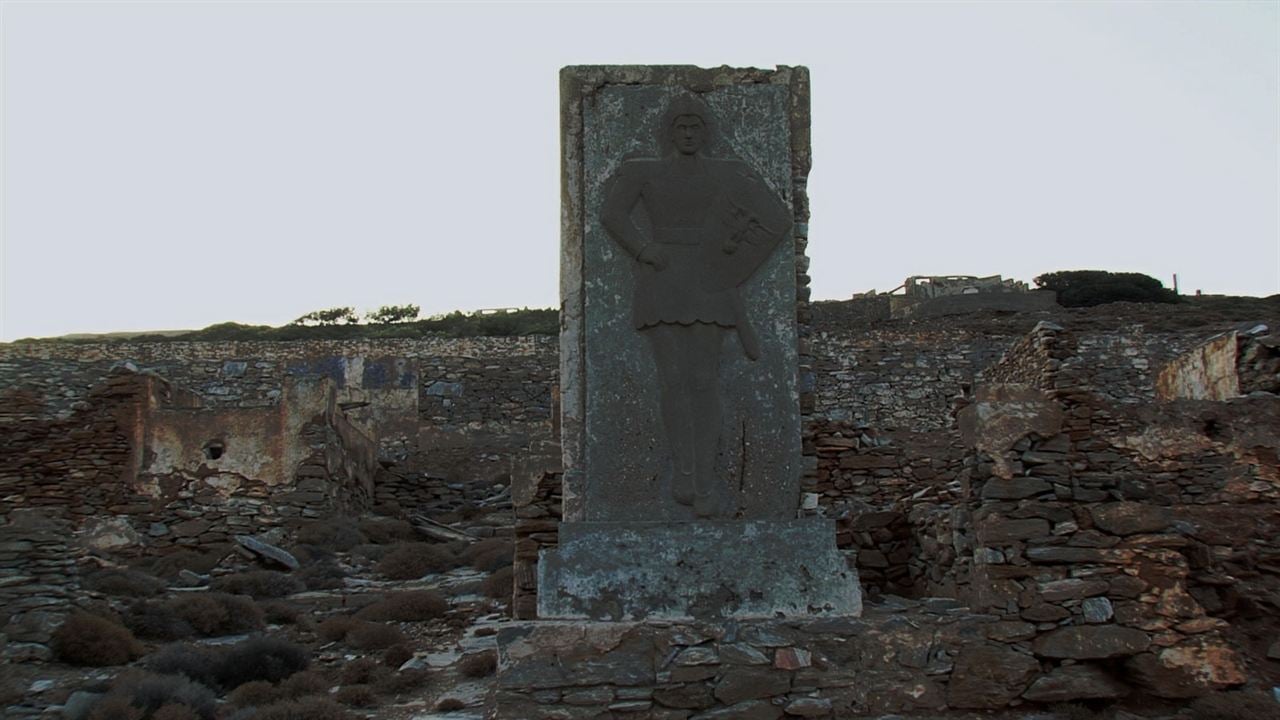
[2,307,1277,698]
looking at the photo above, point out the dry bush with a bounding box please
[358,518,415,545]
[88,695,143,720]
[53,611,141,666]
[278,670,331,700]
[295,518,366,552]
[167,592,264,636]
[339,657,387,686]
[210,570,304,599]
[259,600,302,625]
[215,635,310,689]
[434,698,466,711]
[462,537,513,572]
[83,567,167,597]
[347,622,407,651]
[334,685,378,708]
[375,667,430,696]
[152,705,202,720]
[350,544,389,562]
[482,566,514,601]
[228,680,280,708]
[124,601,195,641]
[1187,690,1280,720]
[457,650,497,678]
[144,643,223,687]
[355,590,448,622]
[316,615,361,643]
[253,697,356,720]
[138,547,227,580]
[375,542,458,580]
[93,670,218,720]
[382,644,413,669]
[297,560,348,591]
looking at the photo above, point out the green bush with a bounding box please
[1034,270,1178,308]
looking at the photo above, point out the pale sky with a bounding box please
[2,0,1277,340]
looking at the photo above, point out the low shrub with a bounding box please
[167,592,264,636]
[278,670,331,700]
[215,635,310,689]
[375,542,458,580]
[457,650,497,678]
[355,590,448,622]
[334,685,377,708]
[435,698,466,712]
[53,611,141,666]
[144,643,223,687]
[88,696,143,720]
[462,538,513,572]
[228,680,280,708]
[260,600,302,625]
[347,621,407,651]
[139,547,228,580]
[92,670,218,720]
[316,615,361,643]
[210,571,304,599]
[382,644,413,669]
[124,601,195,641]
[351,543,389,562]
[83,568,167,597]
[297,560,348,591]
[295,518,365,552]
[375,667,430,696]
[358,518,415,545]
[252,697,355,720]
[339,657,387,685]
[482,566,514,601]
[153,706,202,720]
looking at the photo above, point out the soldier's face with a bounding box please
[673,115,705,155]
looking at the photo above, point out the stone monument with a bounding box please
[497,66,862,717]
[542,65,859,621]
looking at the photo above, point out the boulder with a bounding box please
[234,535,300,570]
[1090,503,1171,536]
[1124,638,1247,698]
[1022,664,1129,702]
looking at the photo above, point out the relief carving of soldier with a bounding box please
[600,94,792,518]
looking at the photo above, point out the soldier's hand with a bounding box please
[638,245,669,271]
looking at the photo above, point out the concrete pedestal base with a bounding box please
[537,520,861,621]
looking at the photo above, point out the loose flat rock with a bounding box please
[234,535,300,570]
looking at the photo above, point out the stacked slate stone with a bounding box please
[511,445,562,620]
[0,509,79,662]
[964,321,1256,701]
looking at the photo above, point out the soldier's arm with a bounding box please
[600,161,652,260]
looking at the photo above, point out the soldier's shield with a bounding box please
[698,194,789,292]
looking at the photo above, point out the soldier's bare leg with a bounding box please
[686,323,726,518]
[645,325,695,506]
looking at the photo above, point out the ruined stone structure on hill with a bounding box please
[1,297,1278,713]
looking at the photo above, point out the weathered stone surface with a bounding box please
[980,518,1050,544]
[1032,626,1150,659]
[234,534,300,570]
[1124,638,1248,698]
[981,477,1052,500]
[564,66,803,522]
[1038,578,1110,602]
[1021,664,1130,702]
[496,623,655,689]
[690,699,782,720]
[1089,502,1171,536]
[653,684,714,709]
[538,521,860,620]
[783,697,832,717]
[713,666,791,704]
[1082,597,1114,623]
[79,516,142,551]
[773,646,811,670]
[946,644,1040,710]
